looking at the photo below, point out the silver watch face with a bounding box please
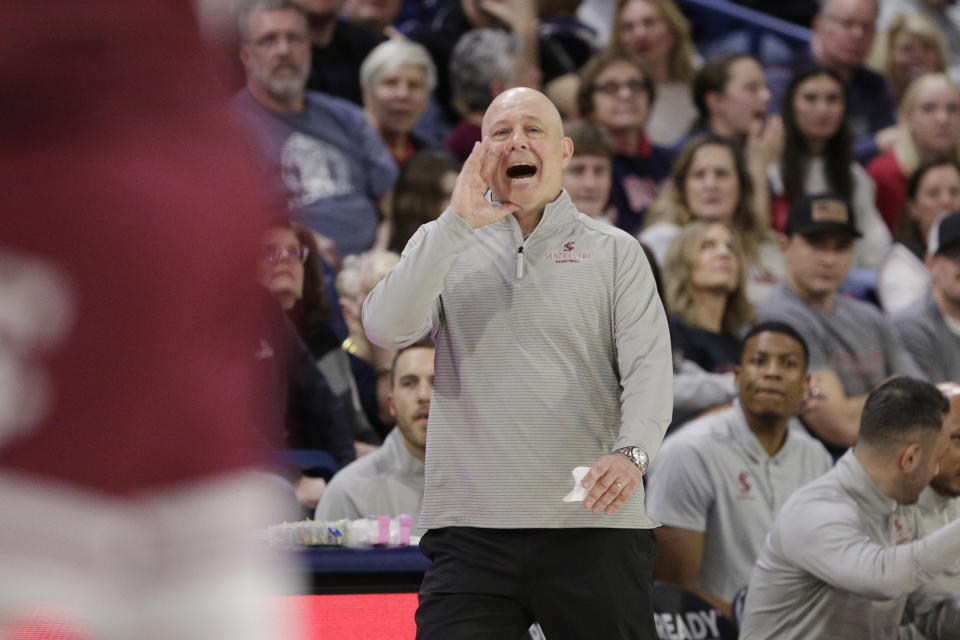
[635,448,649,471]
[618,446,648,472]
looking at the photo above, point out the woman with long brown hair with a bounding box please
[770,65,891,268]
[258,218,381,449]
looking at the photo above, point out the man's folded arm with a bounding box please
[781,502,960,600]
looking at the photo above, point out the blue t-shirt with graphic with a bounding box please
[234,89,398,257]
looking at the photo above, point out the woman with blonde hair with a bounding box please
[662,220,754,374]
[869,12,948,104]
[641,133,782,303]
[609,0,699,147]
[867,73,960,229]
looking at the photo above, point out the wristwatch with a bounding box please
[614,446,649,474]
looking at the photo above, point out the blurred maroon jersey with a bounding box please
[0,0,276,493]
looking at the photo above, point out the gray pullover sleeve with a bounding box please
[780,498,960,600]
[610,234,673,460]
[363,209,474,349]
[314,477,363,522]
[671,359,736,426]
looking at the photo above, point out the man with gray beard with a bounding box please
[233,0,397,260]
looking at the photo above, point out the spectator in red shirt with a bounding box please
[867,72,960,230]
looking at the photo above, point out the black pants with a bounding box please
[415,527,657,640]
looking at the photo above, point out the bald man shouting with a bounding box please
[364,88,672,639]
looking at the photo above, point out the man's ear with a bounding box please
[387,392,396,418]
[899,442,922,473]
[733,365,742,390]
[560,136,574,170]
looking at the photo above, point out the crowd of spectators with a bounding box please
[216,0,960,635]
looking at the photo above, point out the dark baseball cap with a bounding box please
[784,194,861,238]
[927,211,960,256]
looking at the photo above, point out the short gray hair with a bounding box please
[450,29,521,113]
[335,249,400,301]
[817,0,877,14]
[360,39,438,93]
[236,0,307,41]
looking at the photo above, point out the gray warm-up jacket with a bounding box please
[363,190,673,529]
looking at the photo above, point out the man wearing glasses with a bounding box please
[234,0,397,262]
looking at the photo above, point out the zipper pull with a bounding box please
[516,246,525,279]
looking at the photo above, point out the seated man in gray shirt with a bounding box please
[646,321,832,620]
[740,377,960,640]
[315,338,434,535]
[757,193,924,454]
[893,211,960,383]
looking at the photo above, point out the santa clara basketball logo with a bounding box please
[737,471,754,500]
[892,516,914,544]
[543,240,592,264]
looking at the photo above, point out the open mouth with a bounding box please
[415,411,429,422]
[506,163,537,180]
